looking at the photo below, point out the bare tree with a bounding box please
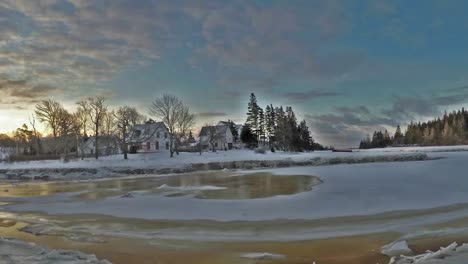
[29,115,42,155]
[208,126,218,152]
[57,108,75,160]
[87,96,108,159]
[76,100,91,137]
[35,99,63,138]
[71,112,84,159]
[75,100,91,160]
[129,110,145,127]
[149,95,189,158]
[115,106,140,159]
[174,105,196,155]
[102,110,116,155]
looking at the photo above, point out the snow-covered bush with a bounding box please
[254,148,267,154]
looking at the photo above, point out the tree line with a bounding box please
[0,94,195,160]
[360,107,468,149]
[240,93,324,151]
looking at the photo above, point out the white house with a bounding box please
[78,136,121,156]
[0,147,12,161]
[216,121,243,147]
[128,122,170,153]
[199,125,234,151]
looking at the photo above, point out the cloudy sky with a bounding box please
[1,0,468,147]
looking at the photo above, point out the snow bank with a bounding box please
[358,145,468,153]
[0,150,431,181]
[381,241,413,257]
[388,242,468,264]
[241,252,285,260]
[157,184,227,191]
[0,238,111,263]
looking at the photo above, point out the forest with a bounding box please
[360,108,468,149]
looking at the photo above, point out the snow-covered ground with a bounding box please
[1,145,460,170]
[0,238,111,263]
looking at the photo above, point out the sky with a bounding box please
[1,0,468,147]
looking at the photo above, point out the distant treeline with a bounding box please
[360,108,468,149]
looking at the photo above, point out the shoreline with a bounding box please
[0,152,432,181]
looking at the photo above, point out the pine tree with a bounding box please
[265,105,275,146]
[393,125,403,145]
[298,120,314,151]
[227,119,239,142]
[187,130,196,143]
[258,107,265,144]
[240,124,257,148]
[246,93,260,139]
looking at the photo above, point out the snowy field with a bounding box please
[2,145,465,171]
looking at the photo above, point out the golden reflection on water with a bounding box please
[0,172,321,200]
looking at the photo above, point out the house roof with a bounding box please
[129,122,167,143]
[82,135,120,149]
[199,125,230,140]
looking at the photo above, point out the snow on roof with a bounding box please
[129,122,167,143]
[199,125,230,140]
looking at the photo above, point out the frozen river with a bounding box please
[1,150,468,263]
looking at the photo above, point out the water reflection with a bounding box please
[0,172,321,200]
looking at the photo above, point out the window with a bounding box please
[146,142,151,150]
[215,142,218,147]
[155,141,159,150]
[164,132,168,139]
[166,142,169,150]
[156,131,160,138]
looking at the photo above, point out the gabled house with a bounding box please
[0,147,12,161]
[128,122,170,153]
[216,121,243,147]
[199,125,234,151]
[78,136,121,156]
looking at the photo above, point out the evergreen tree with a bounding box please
[227,119,239,142]
[258,107,266,144]
[361,106,468,148]
[246,93,260,139]
[187,130,196,143]
[393,125,403,145]
[240,124,257,148]
[298,120,314,151]
[265,104,276,146]
[242,93,322,152]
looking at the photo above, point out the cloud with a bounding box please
[283,89,341,103]
[368,0,398,16]
[195,1,361,88]
[305,105,398,147]
[383,92,468,121]
[307,86,468,147]
[0,0,203,105]
[198,111,228,118]
[0,74,62,105]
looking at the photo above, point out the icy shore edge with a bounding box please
[386,242,468,264]
[0,237,111,263]
[0,153,432,181]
